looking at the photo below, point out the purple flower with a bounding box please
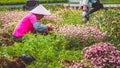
[83,42,120,67]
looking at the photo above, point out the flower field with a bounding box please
[0,6,120,68]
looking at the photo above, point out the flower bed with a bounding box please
[71,42,120,68]
[58,25,106,43]
[0,8,120,68]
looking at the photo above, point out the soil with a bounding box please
[0,33,14,46]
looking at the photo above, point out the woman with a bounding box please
[80,0,103,21]
[12,5,53,42]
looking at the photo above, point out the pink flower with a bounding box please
[57,25,106,44]
[83,42,120,67]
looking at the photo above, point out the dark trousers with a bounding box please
[89,1,103,14]
[81,1,103,14]
[12,36,22,42]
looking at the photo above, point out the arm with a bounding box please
[82,0,89,11]
[33,22,48,33]
[82,0,89,6]
[30,14,52,33]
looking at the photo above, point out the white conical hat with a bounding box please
[30,5,51,15]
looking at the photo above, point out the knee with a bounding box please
[92,2,103,9]
[98,3,104,9]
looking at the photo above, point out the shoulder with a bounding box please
[28,13,36,17]
[28,13,37,20]
[28,13,38,23]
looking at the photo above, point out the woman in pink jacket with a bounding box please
[12,5,52,42]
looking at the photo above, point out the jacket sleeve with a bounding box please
[82,0,89,6]
[33,22,48,32]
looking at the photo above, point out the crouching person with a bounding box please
[80,0,103,21]
[0,54,35,68]
[12,5,53,42]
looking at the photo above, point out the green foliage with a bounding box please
[66,38,84,50]
[1,0,120,4]
[0,0,67,5]
[90,9,120,45]
[0,33,83,68]
[44,5,64,13]
[0,22,2,28]
[0,0,26,5]
[69,0,120,4]
[100,0,120,4]
[60,9,85,24]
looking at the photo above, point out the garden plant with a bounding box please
[0,5,120,68]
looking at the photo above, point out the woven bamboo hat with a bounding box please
[30,5,51,15]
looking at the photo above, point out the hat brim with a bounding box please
[30,5,51,16]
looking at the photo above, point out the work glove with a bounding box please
[45,25,53,34]
[82,11,89,21]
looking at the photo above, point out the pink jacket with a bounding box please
[13,13,39,38]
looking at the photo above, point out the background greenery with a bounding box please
[100,0,120,4]
[0,0,67,5]
[0,0,120,5]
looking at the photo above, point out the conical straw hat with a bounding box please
[30,5,51,15]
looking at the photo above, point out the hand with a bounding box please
[46,24,53,31]
[82,11,87,17]
[83,5,88,11]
